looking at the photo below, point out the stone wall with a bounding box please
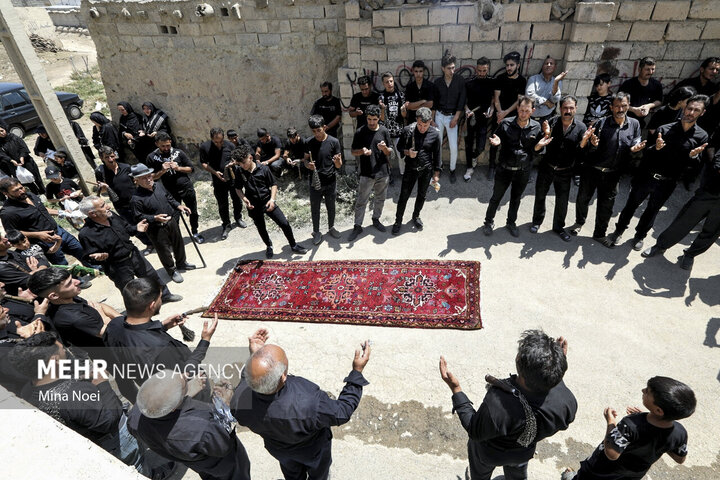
[83,0,346,146]
[82,0,720,157]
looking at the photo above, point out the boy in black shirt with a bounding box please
[282,128,307,178]
[310,81,343,139]
[255,128,285,176]
[349,76,380,130]
[564,376,695,480]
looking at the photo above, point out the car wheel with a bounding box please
[9,125,25,138]
[67,104,83,120]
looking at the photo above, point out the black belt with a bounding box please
[651,172,673,181]
[502,165,524,171]
[438,110,455,116]
[112,250,135,263]
[547,164,572,171]
[593,166,616,173]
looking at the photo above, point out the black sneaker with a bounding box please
[348,225,363,241]
[506,223,519,237]
[608,231,622,246]
[632,238,644,251]
[291,244,308,254]
[482,222,494,236]
[391,223,401,235]
[141,246,154,256]
[449,170,457,184]
[412,217,423,229]
[529,224,540,234]
[171,271,184,283]
[487,167,495,180]
[265,246,274,258]
[555,229,572,242]
[177,263,196,271]
[594,236,615,249]
[161,294,183,303]
[568,223,583,236]
[372,218,386,232]
[236,219,247,228]
[312,231,323,245]
[679,254,694,270]
[192,233,205,244]
[221,226,232,240]
[641,245,665,258]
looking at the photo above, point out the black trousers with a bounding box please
[615,175,677,241]
[147,219,186,274]
[468,440,529,480]
[574,167,622,238]
[104,248,171,298]
[171,188,200,234]
[271,436,332,480]
[213,180,243,228]
[249,203,296,247]
[309,180,336,233]
[532,164,573,232]
[485,167,531,225]
[395,166,433,224]
[465,116,488,167]
[656,191,720,258]
[487,119,498,169]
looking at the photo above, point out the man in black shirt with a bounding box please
[348,76,380,131]
[392,107,441,235]
[231,330,370,480]
[620,57,663,128]
[531,96,591,241]
[78,196,181,303]
[490,52,528,178]
[199,128,246,241]
[440,329,577,480]
[610,95,709,251]
[130,163,195,283]
[483,96,551,237]
[44,165,82,205]
[310,81,342,139]
[255,128,285,176]
[304,115,343,245]
[404,60,435,125]
[0,234,44,295]
[0,178,87,266]
[231,145,308,258]
[379,72,406,182]
[464,57,496,181]
[349,105,394,241]
[46,149,78,179]
[226,129,250,149]
[282,128,308,177]
[146,132,203,243]
[570,92,646,246]
[642,149,720,270]
[433,53,466,182]
[675,57,720,131]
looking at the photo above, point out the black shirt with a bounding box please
[380,89,405,138]
[305,135,341,185]
[130,183,180,228]
[641,121,708,180]
[199,140,234,186]
[494,117,544,169]
[0,192,58,235]
[647,105,682,132]
[465,76,496,114]
[48,297,105,351]
[255,136,283,162]
[586,116,643,170]
[542,116,589,169]
[46,178,79,201]
[283,137,307,160]
[145,147,195,196]
[79,213,139,265]
[698,151,720,196]
[433,75,466,115]
[495,73,528,110]
[578,413,687,479]
[0,250,32,295]
[48,158,78,179]
[311,96,343,138]
[95,162,135,208]
[452,376,577,464]
[620,77,664,127]
[397,123,442,171]
[583,95,612,126]
[231,370,368,460]
[349,91,380,129]
[232,162,276,205]
[351,125,393,178]
[404,79,435,124]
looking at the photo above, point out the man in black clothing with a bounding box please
[130,163,195,283]
[379,72,406,182]
[642,149,720,270]
[304,115,343,246]
[44,166,81,204]
[255,128,285,176]
[440,330,577,480]
[282,128,308,177]
[569,92,646,247]
[392,107,441,235]
[310,81,342,139]
[231,331,370,480]
[490,52,528,179]
[231,145,308,258]
[199,128,246,241]
[674,57,720,131]
[129,366,250,480]
[78,196,181,302]
[0,178,87,266]
[620,57,663,128]
[464,57,496,181]
[47,149,78,180]
[531,96,591,241]
[404,60,435,125]
[483,96,551,237]
[0,235,44,295]
[433,53,466,182]
[146,132,203,243]
[610,95,709,251]
[227,129,250,149]
[348,76,380,131]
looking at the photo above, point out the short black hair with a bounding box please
[308,115,325,129]
[6,230,26,244]
[98,146,115,159]
[321,81,332,91]
[612,91,631,104]
[286,127,298,138]
[515,329,567,393]
[0,177,21,193]
[7,331,60,378]
[155,131,172,143]
[441,52,457,67]
[504,51,521,63]
[639,56,656,69]
[226,129,238,138]
[122,277,162,317]
[357,76,370,86]
[701,57,720,69]
[412,60,425,70]
[592,73,612,88]
[517,95,534,108]
[560,95,578,107]
[381,72,393,82]
[477,57,490,67]
[256,128,268,138]
[686,93,710,110]
[28,267,71,298]
[231,144,254,163]
[647,376,696,420]
[209,127,224,138]
[365,104,381,118]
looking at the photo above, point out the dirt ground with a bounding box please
[2,21,720,480]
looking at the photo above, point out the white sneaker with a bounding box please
[463,168,474,181]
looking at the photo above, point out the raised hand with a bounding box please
[542,120,551,137]
[604,407,618,425]
[556,70,568,82]
[439,356,462,393]
[655,132,665,150]
[489,134,501,147]
[201,313,218,341]
[248,328,269,354]
[353,340,371,372]
[556,336,568,356]
[537,135,553,148]
[630,140,647,153]
[690,142,708,158]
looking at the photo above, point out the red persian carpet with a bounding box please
[204,259,481,329]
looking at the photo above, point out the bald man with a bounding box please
[127,363,251,480]
[231,331,371,480]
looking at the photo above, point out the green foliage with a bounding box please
[58,67,109,116]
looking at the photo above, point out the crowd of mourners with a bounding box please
[0,50,715,480]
